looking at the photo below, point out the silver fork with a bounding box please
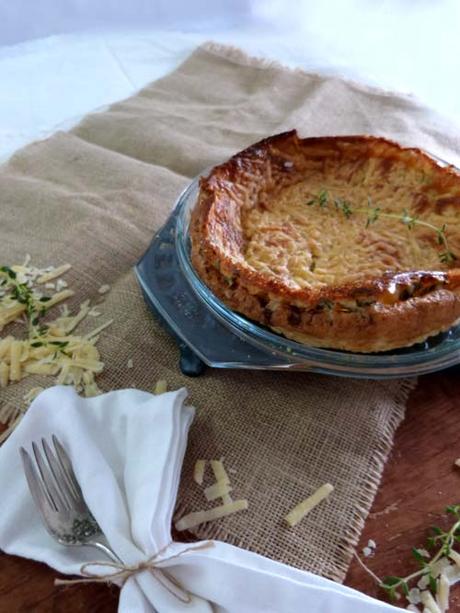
[20,434,121,564]
[20,435,192,606]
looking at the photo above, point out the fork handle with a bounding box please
[88,538,123,564]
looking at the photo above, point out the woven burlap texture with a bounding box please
[3,42,459,581]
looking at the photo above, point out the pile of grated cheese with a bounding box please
[0,258,112,440]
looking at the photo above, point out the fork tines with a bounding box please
[20,435,83,515]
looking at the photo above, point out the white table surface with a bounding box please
[1,2,460,162]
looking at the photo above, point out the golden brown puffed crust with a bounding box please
[190,130,460,352]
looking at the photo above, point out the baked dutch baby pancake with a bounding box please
[190,131,460,352]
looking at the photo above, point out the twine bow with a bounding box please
[55,541,213,604]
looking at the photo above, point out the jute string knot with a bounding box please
[55,541,213,603]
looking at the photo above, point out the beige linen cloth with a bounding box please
[1,43,459,582]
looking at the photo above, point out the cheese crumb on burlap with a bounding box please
[153,380,167,394]
[175,499,248,531]
[193,460,206,485]
[285,483,334,527]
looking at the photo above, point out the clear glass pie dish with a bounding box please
[173,173,460,378]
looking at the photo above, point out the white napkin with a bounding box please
[0,386,398,612]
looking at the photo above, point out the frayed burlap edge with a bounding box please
[177,377,417,582]
[200,41,416,102]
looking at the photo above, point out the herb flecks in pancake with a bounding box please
[306,190,457,265]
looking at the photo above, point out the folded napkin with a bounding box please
[0,386,397,612]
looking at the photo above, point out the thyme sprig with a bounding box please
[306,191,457,265]
[378,504,460,602]
[1,266,74,358]
[0,265,50,336]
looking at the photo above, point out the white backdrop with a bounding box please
[0,0,251,46]
[0,1,459,161]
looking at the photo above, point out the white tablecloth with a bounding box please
[1,1,460,162]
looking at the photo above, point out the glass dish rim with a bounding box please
[174,172,460,371]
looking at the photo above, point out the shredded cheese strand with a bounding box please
[285,483,334,527]
[210,459,230,485]
[204,481,232,502]
[193,460,206,486]
[175,499,248,531]
[37,264,72,284]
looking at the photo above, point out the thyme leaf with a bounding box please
[0,265,16,279]
[334,197,353,218]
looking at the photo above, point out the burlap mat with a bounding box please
[2,42,459,582]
